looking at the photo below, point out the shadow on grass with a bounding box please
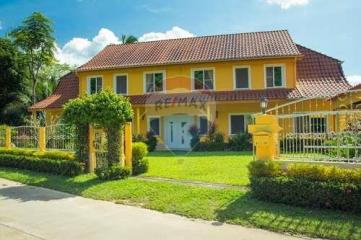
[148,151,253,157]
[215,192,361,240]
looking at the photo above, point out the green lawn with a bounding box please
[144,151,252,185]
[1,167,360,240]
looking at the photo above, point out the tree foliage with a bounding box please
[0,38,29,125]
[10,12,56,104]
[121,34,138,44]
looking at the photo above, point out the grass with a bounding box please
[0,167,361,240]
[144,151,252,185]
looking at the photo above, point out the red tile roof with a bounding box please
[28,33,352,111]
[78,30,301,71]
[351,83,361,90]
[295,44,350,97]
[28,72,79,111]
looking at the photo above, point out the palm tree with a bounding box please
[121,35,138,44]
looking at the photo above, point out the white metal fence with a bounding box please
[277,110,361,163]
[45,124,76,151]
[11,126,39,149]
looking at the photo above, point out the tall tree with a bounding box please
[0,38,29,125]
[121,35,138,44]
[36,63,73,100]
[10,12,56,104]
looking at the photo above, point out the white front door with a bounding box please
[164,115,193,150]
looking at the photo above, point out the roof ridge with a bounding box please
[107,29,291,46]
[296,43,343,63]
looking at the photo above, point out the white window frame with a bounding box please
[143,71,166,94]
[228,113,250,136]
[113,73,128,95]
[191,67,216,91]
[264,64,286,88]
[233,65,251,90]
[198,115,208,136]
[87,75,103,95]
[147,116,161,136]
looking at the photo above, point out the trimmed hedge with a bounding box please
[132,142,149,175]
[95,165,131,180]
[0,154,82,176]
[248,160,361,213]
[0,148,75,161]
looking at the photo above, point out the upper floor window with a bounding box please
[88,76,102,94]
[265,65,284,88]
[145,72,164,93]
[193,69,214,90]
[234,66,250,89]
[114,74,127,95]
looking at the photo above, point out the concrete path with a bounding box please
[0,178,311,240]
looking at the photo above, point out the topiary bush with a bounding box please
[95,164,131,180]
[248,160,361,213]
[146,131,157,152]
[132,142,149,175]
[0,154,82,176]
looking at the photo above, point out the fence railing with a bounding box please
[11,126,39,149]
[0,128,5,147]
[3,124,75,152]
[45,124,75,151]
[277,110,361,163]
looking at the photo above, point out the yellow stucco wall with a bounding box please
[77,57,297,95]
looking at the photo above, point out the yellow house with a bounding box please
[29,30,351,150]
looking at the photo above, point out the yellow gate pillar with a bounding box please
[124,122,132,169]
[5,127,11,149]
[88,125,96,173]
[248,114,282,161]
[38,127,46,153]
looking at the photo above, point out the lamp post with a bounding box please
[260,97,268,114]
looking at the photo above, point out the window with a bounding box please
[149,117,160,136]
[234,67,250,89]
[295,116,327,133]
[88,76,102,94]
[193,69,214,90]
[199,116,208,135]
[114,75,127,95]
[265,65,284,88]
[310,117,327,133]
[145,72,164,93]
[229,114,246,135]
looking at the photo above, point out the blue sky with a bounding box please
[0,0,360,84]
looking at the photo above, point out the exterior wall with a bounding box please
[45,109,63,126]
[77,57,297,95]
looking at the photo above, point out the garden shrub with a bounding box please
[227,133,252,151]
[0,148,75,160]
[0,154,82,176]
[146,131,157,152]
[132,134,146,143]
[190,124,225,151]
[248,160,361,213]
[132,142,149,175]
[95,164,131,180]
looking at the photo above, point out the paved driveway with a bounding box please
[0,178,311,240]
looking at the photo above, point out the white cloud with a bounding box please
[138,26,194,42]
[347,75,361,86]
[55,28,120,66]
[265,0,310,9]
[55,26,194,66]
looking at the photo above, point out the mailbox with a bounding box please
[248,115,282,161]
